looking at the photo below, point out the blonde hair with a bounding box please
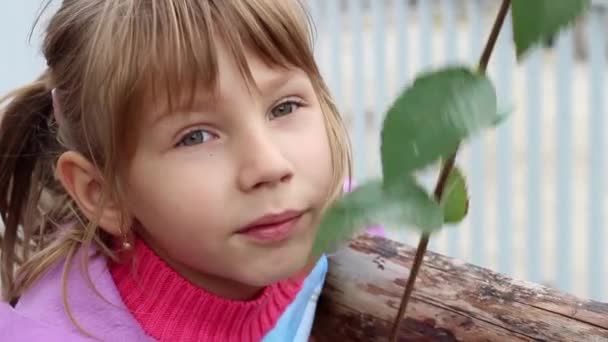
[0,0,350,313]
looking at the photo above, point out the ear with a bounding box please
[56,151,127,237]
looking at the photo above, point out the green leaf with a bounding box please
[440,166,469,224]
[381,67,497,184]
[311,178,443,256]
[512,0,591,58]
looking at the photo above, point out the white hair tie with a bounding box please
[51,88,64,125]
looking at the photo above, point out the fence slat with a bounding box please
[442,0,460,258]
[442,0,458,63]
[372,0,387,129]
[495,11,514,277]
[395,0,409,86]
[525,49,543,284]
[418,0,432,70]
[327,0,342,109]
[587,10,606,302]
[556,29,574,294]
[308,0,322,63]
[349,0,366,180]
[468,0,486,266]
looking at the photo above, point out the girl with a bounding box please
[0,0,350,341]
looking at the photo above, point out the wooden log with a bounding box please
[312,235,608,341]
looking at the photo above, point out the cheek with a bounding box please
[288,111,334,190]
[124,153,229,240]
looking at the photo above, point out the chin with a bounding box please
[244,249,311,287]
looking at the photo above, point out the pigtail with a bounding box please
[0,72,62,301]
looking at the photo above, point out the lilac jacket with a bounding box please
[0,251,154,341]
[0,249,328,341]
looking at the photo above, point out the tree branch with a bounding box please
[389,1,512,340]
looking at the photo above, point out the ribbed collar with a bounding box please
[110,239,304,341]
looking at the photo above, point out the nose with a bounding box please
[237,129,294,191]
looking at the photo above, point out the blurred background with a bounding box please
[1,1,607,302]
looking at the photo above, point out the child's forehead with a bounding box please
[109,0,321,127]
[215,41,306,91]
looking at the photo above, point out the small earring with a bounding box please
[122,239,133,251]
[120,230,133,251]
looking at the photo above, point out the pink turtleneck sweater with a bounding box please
[110,239,304,341]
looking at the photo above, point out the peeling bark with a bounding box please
[313,235,608,341]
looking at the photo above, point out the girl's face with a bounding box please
[124,43,333,299]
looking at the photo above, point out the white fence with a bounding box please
[307,0,608,302]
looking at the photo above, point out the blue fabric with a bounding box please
[262,255,328,342]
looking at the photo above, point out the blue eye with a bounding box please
[270,100,302,119]
[177,129,214,147]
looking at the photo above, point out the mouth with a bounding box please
[237,209,306,243]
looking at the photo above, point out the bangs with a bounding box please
[84,0,319,134]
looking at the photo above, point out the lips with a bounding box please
[238,210,305,243]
